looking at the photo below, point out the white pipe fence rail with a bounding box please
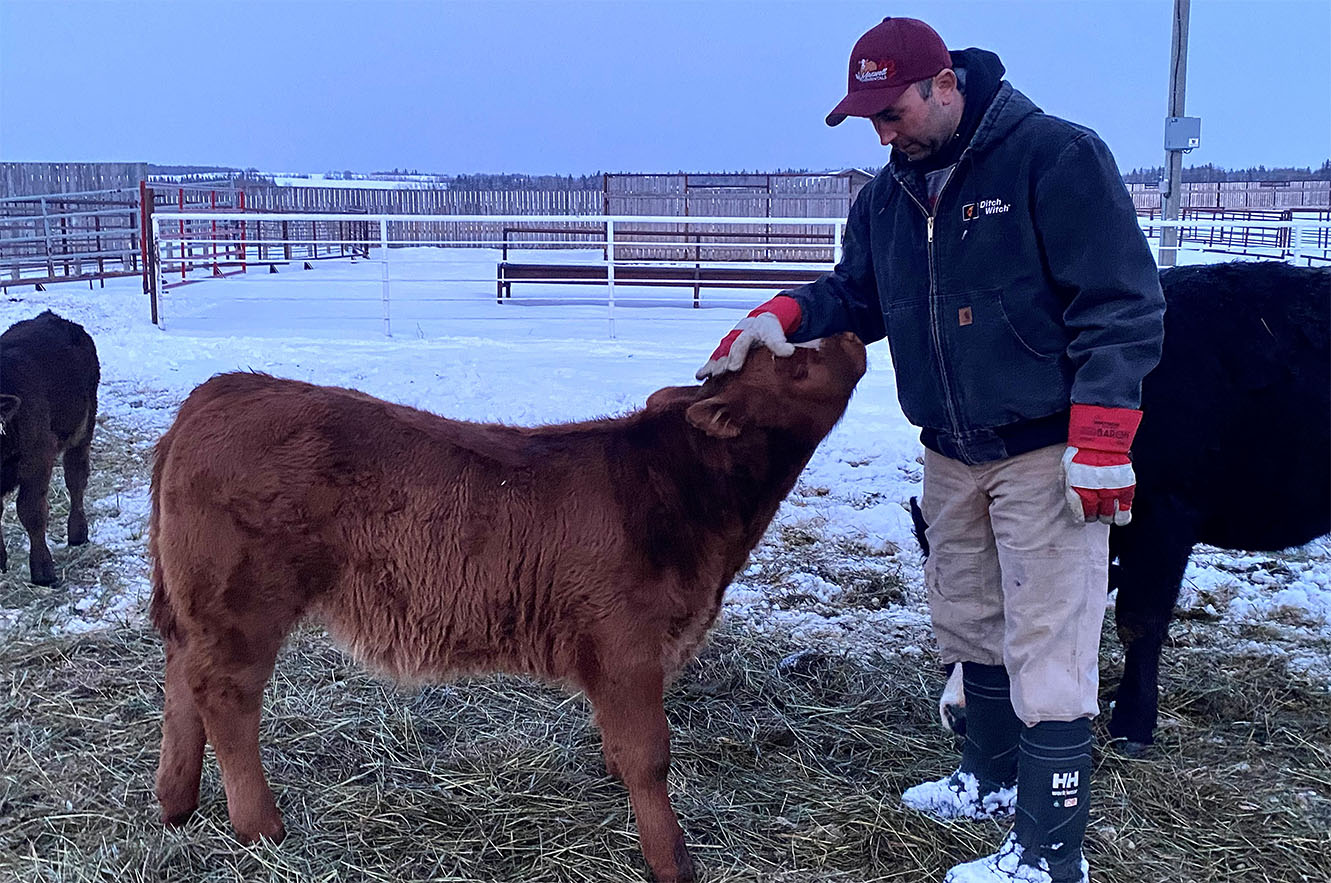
[151,213,846,337]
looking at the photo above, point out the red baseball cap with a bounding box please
[826,17,952,127]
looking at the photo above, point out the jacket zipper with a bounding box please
[901,163,963,437]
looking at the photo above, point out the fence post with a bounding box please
[606,218,616,340]
[211,190,220,276]
[239,190,247,272]
[39,196,55,279]
[380,218,392,337]
[94,213,104,287]
[149,214,161,327]
[139,180,152,294]
[59,212,72,277]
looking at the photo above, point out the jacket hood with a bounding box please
[967,83,1042,156]
[891,47,1034,171]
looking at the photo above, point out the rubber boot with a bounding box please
[944,719,1092,883]
[903,663,1021,821]
[1013,719,1093,882]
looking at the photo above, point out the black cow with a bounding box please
[0,311,100,585]
[913,261,1330,753]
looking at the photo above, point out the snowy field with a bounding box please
[1,245,1328,676]
[3,244,1329,883]
[269,173,449,189]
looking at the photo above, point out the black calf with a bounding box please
[0,311,100,585]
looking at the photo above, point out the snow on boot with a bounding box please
[902,769,1017,821]
[904,663,1021,822]
[943,832,1089,883]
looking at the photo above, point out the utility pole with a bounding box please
[1160,0,1192,267]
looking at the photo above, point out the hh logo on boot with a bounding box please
[1052,770,1080,807]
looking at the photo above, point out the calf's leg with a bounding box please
[1109,511,1195,752]
[156,637,207,824]
[588,661,695,883]
[15,457,56,585]
[63,441,92,546]
[1,460,15,572]
[187,618,289,844]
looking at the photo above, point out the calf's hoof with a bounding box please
[234,816,286,846]
[158,786,200,828]
[68,515,89,546]
[648,838,697,883]
[161,806,197,827]
[1107,736,1152,758]
[1107,713,1155,755]
[29,558,56,586]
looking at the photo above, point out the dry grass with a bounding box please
[2,615,1329,883]
[3,411,1329,881]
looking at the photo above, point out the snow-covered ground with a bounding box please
[1,246,1327,682]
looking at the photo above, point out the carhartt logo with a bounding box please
[855,58,896,83]
[1052,771,1079,790]
[958,306,973,326]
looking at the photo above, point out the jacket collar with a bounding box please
[886,82,1040,197]
[967,83,1039,156]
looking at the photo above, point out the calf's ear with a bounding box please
[646,385,703,411]
[0,394,20,429]
[686,397,742,439]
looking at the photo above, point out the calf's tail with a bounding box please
[147,431,179,640]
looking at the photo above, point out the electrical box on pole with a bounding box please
[1164,116,1202,151]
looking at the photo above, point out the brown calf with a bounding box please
[149,333,866,882]
[1,311,100,586]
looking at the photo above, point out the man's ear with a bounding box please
[646,385,703,412]
[686,397,742,439]
[935,68,959,101]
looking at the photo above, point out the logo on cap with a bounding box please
[854,58,897,83]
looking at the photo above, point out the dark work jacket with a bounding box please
[787,79,1165,465]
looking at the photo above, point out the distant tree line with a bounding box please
[1123,160,1331,184]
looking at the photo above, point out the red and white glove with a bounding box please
[1061,403,1143,526]
[695,296,803,380]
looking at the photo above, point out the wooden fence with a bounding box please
[598,173,862,260]
[1127,180,1331,212]
[1,162,149,198]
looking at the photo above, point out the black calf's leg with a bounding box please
[1108,513,1195,751]
[63,441,92,546]
[16,457,57,586]
[1,460,15,572]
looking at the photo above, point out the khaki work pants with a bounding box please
[921,444,1110,725]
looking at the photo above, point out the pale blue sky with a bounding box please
[2,0,1327,175]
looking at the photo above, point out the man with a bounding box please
[697,17,1165,883]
